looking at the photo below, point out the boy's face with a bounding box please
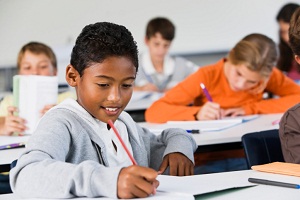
[145,33,172,64]
[19,51,57,76]
[68,56,136,123]
[224,61,263,92]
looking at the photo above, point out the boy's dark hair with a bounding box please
[71,22,139,76]
[290,7,300,57]
[146,17,175,41]
[276,3,300,72]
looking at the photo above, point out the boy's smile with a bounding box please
[68,56,136,123]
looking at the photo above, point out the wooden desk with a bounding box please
[1,170,299,199]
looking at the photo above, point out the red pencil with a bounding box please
[107,119,137,165]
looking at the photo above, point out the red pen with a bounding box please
[107,119,137,165]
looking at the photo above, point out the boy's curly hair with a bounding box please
[71,22,139,76]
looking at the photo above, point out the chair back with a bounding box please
[242,129,284,169]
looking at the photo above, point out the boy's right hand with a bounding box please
[141,83,159,92]
[196,102,223,120]
[2,106,27,136]
[117,165,159,199]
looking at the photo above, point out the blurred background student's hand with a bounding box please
[158,152,194,176]
[141,83,160,92]
[223,107,245,117]
[1,106,27,136]
[40,104,57,115]
[117,165,159,199]
[196,102,222,120]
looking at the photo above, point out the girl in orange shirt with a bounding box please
[146,33,300,123]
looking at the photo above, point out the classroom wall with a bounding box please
[0,0,293,89]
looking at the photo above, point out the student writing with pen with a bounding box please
[10,22,197,199]
[145,33,300,123]
[134,17,198,92]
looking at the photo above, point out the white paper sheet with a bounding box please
[157,171,256,195]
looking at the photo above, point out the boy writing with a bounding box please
[279,7,300,163]
[134,17,198,92]
[10,22,197,199]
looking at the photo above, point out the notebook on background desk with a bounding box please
[143,115,259,134]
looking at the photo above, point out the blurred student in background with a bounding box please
[146,33,300,123]
[134,17,198,92]
[0,42,75,136]
[279,7,300,164]
[276,3,300,82]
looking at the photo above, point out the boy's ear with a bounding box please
[66,64,79,87]
[295,55,300,65]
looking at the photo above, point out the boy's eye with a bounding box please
[122,84,133,88]
[21,66,30,70]
[39,65,49,69]
[97,83,110,87]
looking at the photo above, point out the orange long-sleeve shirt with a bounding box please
[145,59,300,123]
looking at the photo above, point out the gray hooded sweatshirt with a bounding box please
[10,99,197,199]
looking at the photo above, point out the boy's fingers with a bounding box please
[158,158,169,174]
[131,185,151,198]
[7,106,18,116]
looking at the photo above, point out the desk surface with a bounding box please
[1,170,299,199]
[139,113,282,146]
[0,113,282,165]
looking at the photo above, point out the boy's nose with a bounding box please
[30,69,38,75]
[107,87,121,102]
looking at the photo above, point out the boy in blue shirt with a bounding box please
[10,22,197,199]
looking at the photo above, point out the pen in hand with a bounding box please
[107,119,137,165]
[200,83,213,102]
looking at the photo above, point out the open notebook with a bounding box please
[145,115,259,134]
